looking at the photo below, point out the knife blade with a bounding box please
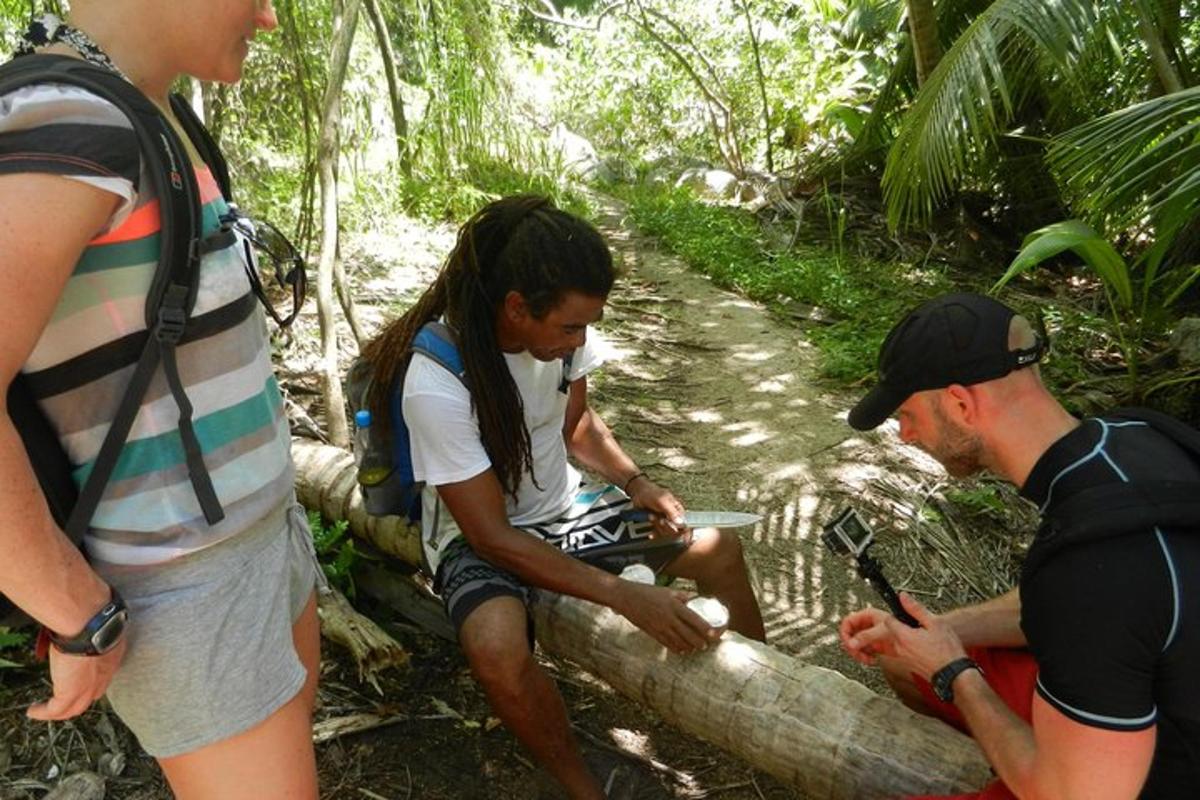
[619,509,762,528]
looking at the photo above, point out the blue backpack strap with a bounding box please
[412,320,576,390]
[411,321,466,381]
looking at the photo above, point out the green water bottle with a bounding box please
[354,409,392,487]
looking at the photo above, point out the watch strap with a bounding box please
[48,587,128,656]
[932,656,982,703]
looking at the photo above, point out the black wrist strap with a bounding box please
[49,587,127,655]
[932,656,982,703]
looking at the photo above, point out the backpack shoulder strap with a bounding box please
[1107,406,1200,461]
[412,321,467,383]
[409,320,577,392]
[169,92,232,202]
[0,55,223,536]
[559,350,575,394]
[1044,480,1200,541]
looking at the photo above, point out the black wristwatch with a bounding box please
[49,588,129,656]
[931,656,982,703]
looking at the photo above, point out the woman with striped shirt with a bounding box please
[0,2,321,797]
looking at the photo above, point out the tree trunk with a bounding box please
[292,437,424,566]
[738,0,773,173]
[278,0,320,253]
[333,248,366,351]
[314,0,363,449]
[535,594,991,799]
[363,0,411,173]
[906,0,942,87]
[290,439,993,798]
[1135,0,1185,94]
[627,2,745,176]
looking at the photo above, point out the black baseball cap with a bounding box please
[848,293,1044,431]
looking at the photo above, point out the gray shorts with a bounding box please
[92,496,325,758]
[433,483,686,633]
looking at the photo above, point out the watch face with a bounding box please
[933,673,953,703]
[90,610,128,654]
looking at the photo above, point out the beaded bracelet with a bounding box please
[622,471,648,494]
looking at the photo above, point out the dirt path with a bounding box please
[591,194,909,675]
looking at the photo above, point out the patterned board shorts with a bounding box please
[433,482,687,633]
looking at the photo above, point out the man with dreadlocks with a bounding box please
[362,195,765,799]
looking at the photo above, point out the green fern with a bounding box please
[306,511,359,598]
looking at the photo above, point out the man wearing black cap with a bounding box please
[838,292,1199,799]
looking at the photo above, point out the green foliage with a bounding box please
[307,510,360,598]
[997,216,1199,395]
[1047,86,1200,311]
[544,0,897,174]
[945,484,1008,518]
[882,0,1100,229]
[999,220,1133,308]
[0,626,30,669]
[391,155,592,224]
[621,183,954,381]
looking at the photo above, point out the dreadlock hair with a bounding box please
[361,194,615,498]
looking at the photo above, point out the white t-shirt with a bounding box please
[403,326,607,558]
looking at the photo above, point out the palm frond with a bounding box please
[1048,86,1200,238]
[882,0,1098,229]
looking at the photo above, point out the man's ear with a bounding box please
[503,290,529,322]
[943,384,978,425]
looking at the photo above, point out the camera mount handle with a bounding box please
[855,551,920,628]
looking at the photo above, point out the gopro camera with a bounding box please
[822,506,919,628]
[822,507,874,558]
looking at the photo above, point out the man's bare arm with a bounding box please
[955,673,1154,799]
[942,587,1026,648]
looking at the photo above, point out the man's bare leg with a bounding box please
[460,596,604,800]
[664,528,766,641]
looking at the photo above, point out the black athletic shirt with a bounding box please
[1019,415,1200,797]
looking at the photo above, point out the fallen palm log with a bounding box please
[535,594,991,798]
[292,438,992,798]
[291,436,423,566]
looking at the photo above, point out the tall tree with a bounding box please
[363,0,411,173]
[315,0,363,449]
[906,0,942,86]
[1135,0,1185,94]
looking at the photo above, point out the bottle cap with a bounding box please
[686,596,729,629]
[355,409,371,428]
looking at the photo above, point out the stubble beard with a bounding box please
[927,402,985,478]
